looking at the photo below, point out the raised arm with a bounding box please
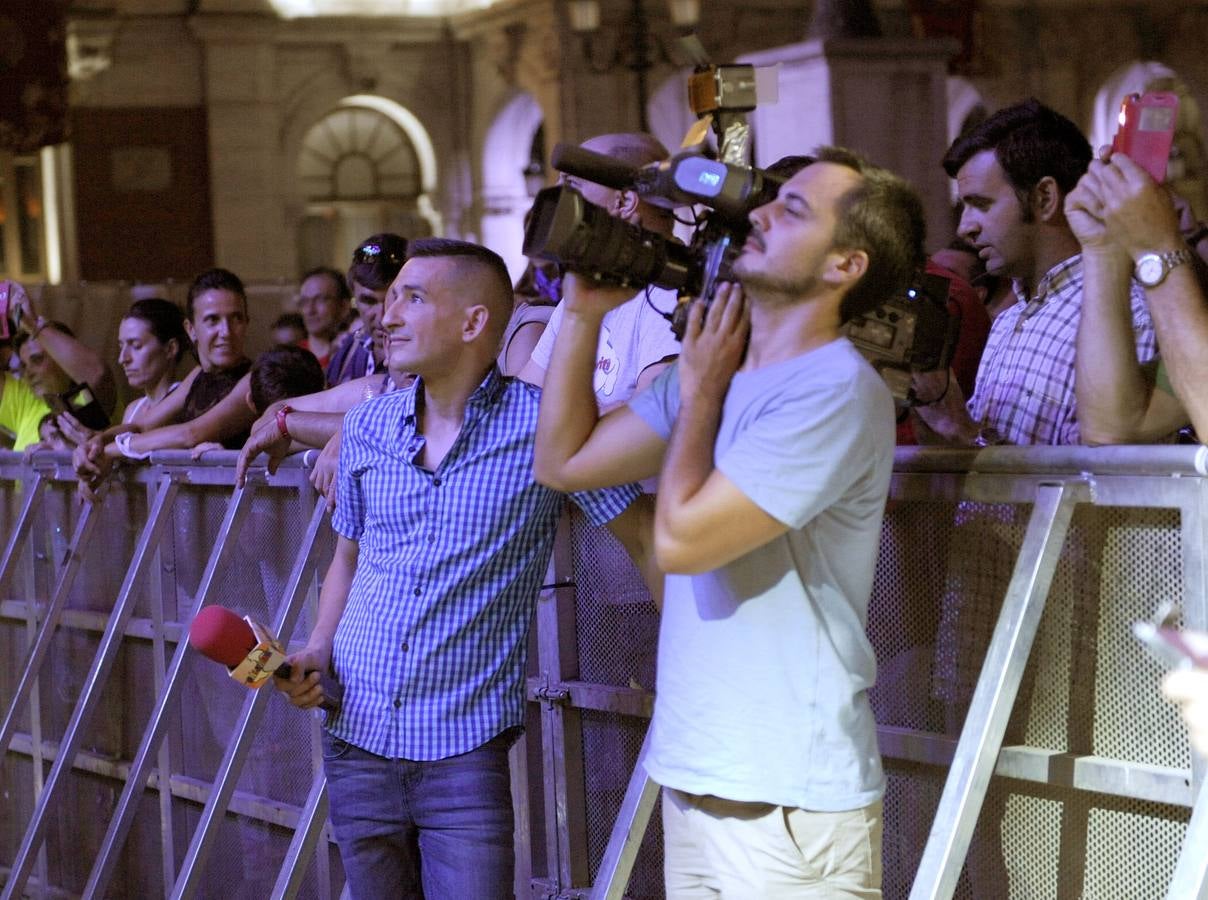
[8,282,116,413]
[651,286,788,574]
[1066,161,1180,443]
[533,275,666,491]
[1098,156,1208,438]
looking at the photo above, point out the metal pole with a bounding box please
[588,729,660,900]
[0,497,99,763]
[272,776,330,900]
[171,497,328,900]
[909,480,1088,900]
[535,513,591,891]
[1167,773,1208,900]
[0,472,44,597]
[81,481,257,900]
[1,476,180,900]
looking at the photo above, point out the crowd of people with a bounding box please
[1,99,1207,897]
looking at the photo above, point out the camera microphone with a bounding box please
[188,605,343,713]
[550,143,640,190]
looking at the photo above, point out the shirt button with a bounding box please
[393,698,401,708]
[433,477,442,486]
[401,642,409,652]
[413,587,422,596]
[427,534,435,543]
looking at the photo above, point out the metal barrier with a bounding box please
[1,446,1206,899]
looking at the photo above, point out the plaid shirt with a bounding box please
[967,254,1156,445]
[329,367,639,760]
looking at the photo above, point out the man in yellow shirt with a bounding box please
[0,370,52,451]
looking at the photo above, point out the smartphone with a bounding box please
[1132,601,1208,669]
[1112,91,1179,183]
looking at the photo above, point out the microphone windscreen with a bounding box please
[189,606,257,668]
[550,143,639,191]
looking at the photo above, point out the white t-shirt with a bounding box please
[629,337,895,810]
[530,287,680,409]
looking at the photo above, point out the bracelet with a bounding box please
[114,431,152,461]
[29,317,48,340]
[276,404,294,440]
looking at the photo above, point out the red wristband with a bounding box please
[275,404,294,440]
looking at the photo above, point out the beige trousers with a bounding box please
[661,787,883,899]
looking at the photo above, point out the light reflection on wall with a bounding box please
[267,0,497,18]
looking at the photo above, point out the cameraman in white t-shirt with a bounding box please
[518,132,680,410]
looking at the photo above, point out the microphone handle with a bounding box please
[274,663,344,714]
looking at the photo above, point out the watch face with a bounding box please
[1137,254,1164,286]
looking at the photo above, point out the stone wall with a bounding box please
[58,0,1208,282]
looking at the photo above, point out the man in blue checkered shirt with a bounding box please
[273,238,652,899]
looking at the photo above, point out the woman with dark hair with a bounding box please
[58,297,194,451]
[117,297,193,425]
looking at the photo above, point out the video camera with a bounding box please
[522,56,955,404]
[844,270,958,403]
[522,145,781,335]
[523,58,776,339]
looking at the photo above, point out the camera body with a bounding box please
[1112,91,1179,183]
[843,271,957,403]
[522,149,781,338]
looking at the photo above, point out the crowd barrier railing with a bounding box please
[0,446,1206,899]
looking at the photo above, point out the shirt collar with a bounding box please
[399,364,507,428]
[1012,253,1082,306]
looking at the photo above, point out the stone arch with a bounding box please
[287,92,442,274]
[480,90,545,283]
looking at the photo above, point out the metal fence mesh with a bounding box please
[0,463,343,899]
[1,456,1202,899]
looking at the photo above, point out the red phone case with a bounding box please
[1112,91,1179,183]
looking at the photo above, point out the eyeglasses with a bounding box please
[353,242,406,266]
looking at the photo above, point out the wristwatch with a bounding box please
[1134,248,1195,288]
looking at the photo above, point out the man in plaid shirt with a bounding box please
[914,99,1157,446]
[272,239,651,899]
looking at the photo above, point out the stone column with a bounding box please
[740,37,958,250]
[189,14,293,280]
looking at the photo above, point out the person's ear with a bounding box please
[165,338,180,364]
[462,304,490,343]
[823,248,869,289]
[615,189,641,222]
[244,388,257,414]
[185,319,197,343]
[1033,175,1063,222]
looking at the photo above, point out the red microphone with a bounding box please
[188,606,343,713]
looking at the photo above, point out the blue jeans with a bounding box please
[322,728,519,900]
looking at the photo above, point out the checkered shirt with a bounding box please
[328,367,639,760]
[967,254,1156,445]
